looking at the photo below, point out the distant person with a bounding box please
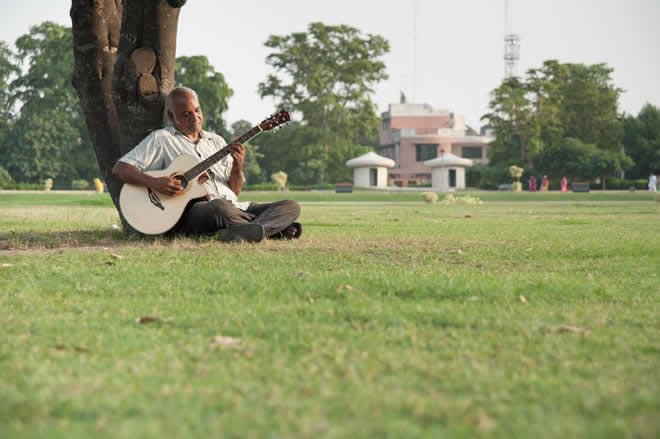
[540,175,549,192]
[529,175,537,192]
[112,87,302,242]
[649,172,658,193]
[560,176,568,193]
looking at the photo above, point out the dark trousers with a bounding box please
[176,199,300,237]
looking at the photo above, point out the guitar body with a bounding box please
[119,154,208,235]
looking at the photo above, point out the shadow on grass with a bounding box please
[0,229,265,254]
[0,229,146,252]
[0,230,133,250]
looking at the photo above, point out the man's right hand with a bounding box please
[112,162,183,195]
[149,176,183,195]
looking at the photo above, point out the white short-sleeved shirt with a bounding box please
[118,126,249,210]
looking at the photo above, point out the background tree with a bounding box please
[1,22,98,185]
[586,149,633,190]
[560,63,623,150]
[623,103,660,178]
[0,41,17,120]
[231,119,265,184]
[482,60,625,169]
[533,138,597,181]
[526,60,568,149]
[533,137,632,188]
[175,55,233,139]
[258,22,388,183]
[70,0,186,223]
[0,41,18,166]
[481,76,539,167]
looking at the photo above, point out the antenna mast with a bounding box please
[504,0,520,78]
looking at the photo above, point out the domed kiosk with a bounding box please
[346,152,395,188]
[424,151,473,192]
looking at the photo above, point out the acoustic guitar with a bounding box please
[118,110,290,235]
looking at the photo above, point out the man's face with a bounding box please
[169,92,204,136]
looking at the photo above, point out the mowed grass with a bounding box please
[0,195,659,438]
[0,189,656,208]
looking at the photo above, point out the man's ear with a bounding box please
[167,111,175,124]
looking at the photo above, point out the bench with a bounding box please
[497,183,513,192]
[336,183,353,193]
[571,182,590,193]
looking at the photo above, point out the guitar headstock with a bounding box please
[259,110,290,131]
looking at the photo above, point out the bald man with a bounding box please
[112,87,301,242]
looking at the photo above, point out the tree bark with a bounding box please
[70,0,185,230]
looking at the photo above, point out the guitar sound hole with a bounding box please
[173,175,189,190]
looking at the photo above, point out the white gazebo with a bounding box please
[424,152,473,192]
[346,152,395,188]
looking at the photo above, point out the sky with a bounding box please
[1,0,659,131]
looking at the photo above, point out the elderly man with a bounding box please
[112,87,301,242]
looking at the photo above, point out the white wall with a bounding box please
[353,167,389,188]
[377,167,388,187]
[353,168,370,188]
[431,167,466,192]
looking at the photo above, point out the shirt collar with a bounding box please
[172,126,207,141]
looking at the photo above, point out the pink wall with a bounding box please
[390,116,450,129]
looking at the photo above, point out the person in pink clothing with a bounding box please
[560,176,568,193]
[529,175,537,192]
[540,175,549,192]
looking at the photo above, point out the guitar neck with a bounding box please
[183,125,263,182]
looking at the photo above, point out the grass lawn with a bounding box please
[1,193,658,438]
[0,189,657,207]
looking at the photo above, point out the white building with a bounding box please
[424,151,473,192]
[345,152,395,188]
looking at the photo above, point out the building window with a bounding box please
[462,146,482,159]
[416,144,437,161]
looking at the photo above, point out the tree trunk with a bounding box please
[601,173,606,190]
[70,0,185,230]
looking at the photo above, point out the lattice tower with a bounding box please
[504,0,520,78]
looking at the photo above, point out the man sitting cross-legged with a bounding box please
[112,87,301,242]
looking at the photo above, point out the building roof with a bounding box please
[451,135,495,144]
[385,103,450,117]
[346,152,395,168]
[424,152,473,168]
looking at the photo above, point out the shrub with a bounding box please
[244,183,279,191]
[466,165,510,189]
[0,166,12,188]
[244,183,337,191]
[422,192,438,204]
[93,178,105,192]
[442,194,483,205]
[71,179,90,190]
[271,171,288,191]
[632,179,649,190]
[289,184,336,191]
[2,183,43,190]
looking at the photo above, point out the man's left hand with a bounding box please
[227,143,245,169]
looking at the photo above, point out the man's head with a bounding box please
[166,87,203,137]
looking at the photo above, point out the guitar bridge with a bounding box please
[148,188,165,210]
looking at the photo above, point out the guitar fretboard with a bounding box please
[182,125,263,182]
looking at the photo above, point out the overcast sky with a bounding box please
[2,0,659,131]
